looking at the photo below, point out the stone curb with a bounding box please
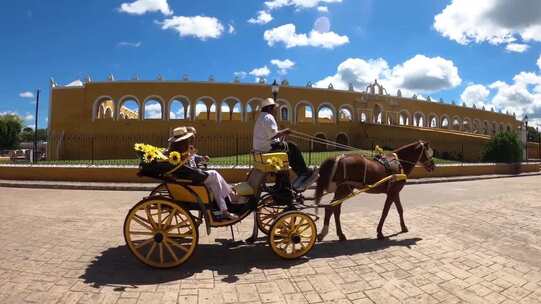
[0,172,540,191]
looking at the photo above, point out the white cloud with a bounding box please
[117,41,142,48]
[434,0,541,47]
[314,55,461,96]
[144,103,163,119]
[265,0,342,10]
[160,16,225,40]
[505,43,529,53]
[313,16,330,33]
[248,11,273,25]
[264,23,348,49]
[228,24,235,34]
[23,114,34,122]
[460,84,491,109]
[234,71,247,79]
[19,91,34,99]
[488,72,541,118]
[537,54,541,70]
[249,66,271,78]
[66,80,84,87]
[317,6,328,13]
[271,59,295,74]
[119,0,172,16]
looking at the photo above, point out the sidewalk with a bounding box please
[1,172,540,191]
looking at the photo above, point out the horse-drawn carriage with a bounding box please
[123,134,435,269]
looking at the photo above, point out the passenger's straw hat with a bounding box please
[168,126,194,143]
[260,98,276,109]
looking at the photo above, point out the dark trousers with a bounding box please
[271,141,308,176]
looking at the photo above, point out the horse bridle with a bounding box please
[396,141,434,168]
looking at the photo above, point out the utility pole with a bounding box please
[33,89,40,163]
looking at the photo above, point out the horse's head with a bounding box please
[416,140,435,172]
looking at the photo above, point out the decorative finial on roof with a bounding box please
[233,75,240,83]
[84,75,92,83]
[412,94,417,99]
[157,74,164,81]
[397,89,402,97]
[281,79,289,86]
[427,96,431,102]
[208,75,215,82]
[348,82,354,91]
[306,81,313,88]
[328,83,334,89]
[107,73,115,81]
[258,78,266,84]
[182,74,189,81]
[49,77,57,88]
[131,74,139,80]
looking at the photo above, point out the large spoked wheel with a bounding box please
[256,196,287,235]
[149,184,170,197]
[268,211,317,259]
[124,197,198,268]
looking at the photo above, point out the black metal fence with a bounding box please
[0,134,480,167]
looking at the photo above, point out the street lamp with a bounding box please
[524,115,528,162]
[271,79,279,101]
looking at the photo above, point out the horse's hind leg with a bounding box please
[317,206,333,241]
[333,204,346,241]
[376,195,394,240]
[394,193,408,233]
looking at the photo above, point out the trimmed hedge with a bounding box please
[482,132,522,163]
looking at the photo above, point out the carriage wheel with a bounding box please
[268,211,316,259]
[124,197,198,268]
[256,196,287,235]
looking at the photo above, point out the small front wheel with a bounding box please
[256,196,287,235]
[124,197,198,268]
[268,211,316,259]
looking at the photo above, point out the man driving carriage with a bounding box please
[253,98,318,190]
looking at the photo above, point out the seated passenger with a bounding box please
[168,127,238,220]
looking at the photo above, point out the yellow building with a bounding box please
[48,79,524,162]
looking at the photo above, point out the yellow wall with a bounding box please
[48,81,523,161]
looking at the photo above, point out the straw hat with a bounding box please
[260,98,276,109]
[168,126,194,143]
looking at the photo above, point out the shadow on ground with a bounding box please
[81,235,421,290]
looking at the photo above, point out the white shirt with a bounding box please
[253,112,278,152]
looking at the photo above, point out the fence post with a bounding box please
[235,136,239,167]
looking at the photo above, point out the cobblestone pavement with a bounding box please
[0,176,541,303]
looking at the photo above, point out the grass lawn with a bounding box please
[1,150,459,166]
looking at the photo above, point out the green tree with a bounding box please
[482,131,522,163]
[0,114,24,149]
[527,126,540,142]
[20,127,47,142]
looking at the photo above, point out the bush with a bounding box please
[482,132,522,163]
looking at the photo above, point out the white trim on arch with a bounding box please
[294,100,315,124]
[245,97,264,122]
[427,112,439,128]
[92,95,114,122]
[168,95,191,120]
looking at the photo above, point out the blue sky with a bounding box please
[2,0,541,128]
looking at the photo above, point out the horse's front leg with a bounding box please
[317,206,333,241]
[376,194,394,240]
[333,204,346,241]
[394,193,408,233]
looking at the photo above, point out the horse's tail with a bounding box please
[315,157,337,205]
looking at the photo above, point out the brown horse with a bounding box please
[315,140,435,241]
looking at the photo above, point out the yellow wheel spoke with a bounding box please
[157,203,162,229]
[165,208,176,227]
[167,239,189,253]
[166,221,190,231]
[133,214,153,231]
[134,238,153,249]
[164,241,179,261]
[159,243,164,264]
[145,206,158,229]
[130,231,154,236]
[146,242,157,259]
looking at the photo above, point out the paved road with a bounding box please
[0,176,540,303]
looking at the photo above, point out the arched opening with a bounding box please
[463,119,471,132]
[492,122,497,135]
[144,99,163,119]
[452,117,461,130]
[484,121,489,135]
[221,98,242,121]
[499,123,504,133]
[313,133,327,151]
[428,114,438,128]
[296,102,314,124]
[317,105,335,124]
[506,125,511,132]
[413,112,425,127]
[276,99,291,122]
[280,107,289,121]
[336,133,349,147]
[119,98,140,119]
[373,105,383,124]
[399,111,409,125]
[473,120,480,133]
[195,98,217,120]
[338,107,353,122]
[441,116,449,129]
[360,112,368,123]
[169,98,190,120]
[95,97,114,119]
[245,98,262,122]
